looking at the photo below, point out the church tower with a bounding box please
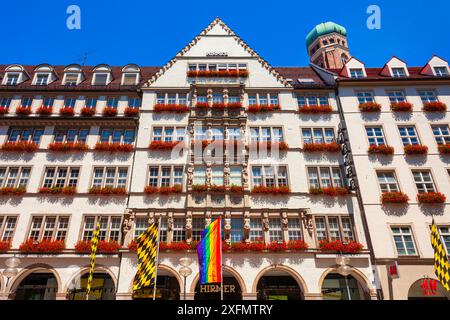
[306,21,351,69]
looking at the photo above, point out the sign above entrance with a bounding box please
[206,52,228,57]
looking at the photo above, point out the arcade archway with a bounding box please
[321,273,368,300]
[133,267,181,300]
[67,272,116,300]
[408,278,450,300]
[255,268,304,300]
[14,272,58,300]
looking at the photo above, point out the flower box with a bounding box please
[192,184,208,192]
[368,145,394,155]
[381,192,409,204]
[266,241,287,252]
[19,239,65,254]
[128,240,137,252]
[38,186,76,195]
[0,186,26,195]
[247,104,280,113]
[438,144,450,154]
[417,192,446,204]
[250,141,289,151]
[229,185,244,193]
[124,107,139,117]
[159,242,192,251]
[0,107,9,115]
[423,102,447,112]
[404,144,428,155]
[230,242,265,252]
[36,106,53,116]
[319,239,364,253]
[148,141,179,150]
[154,104,189,113]
[195,102,209,109]
[1,141,38,152]
[80,107,96,116]
[59,107,75,116]
[94,142,134,153]
[15,106,32,116]
[144,185,182,194]
[227,102,242,109]
[303,142,340,152]
[88,187,127,196]
[48,142,88,152]
[251,186,290,195]
[309,187,349,196]
[209,185,226,193]
[298,105,333,113]
[102,107,118,117]
[391,102,413,112]
[287,240,309,251]
[187,70,249,78]
[0,240,11,252]
[211,103,227,109]
[75,240,120,254]
[358,102,381,112]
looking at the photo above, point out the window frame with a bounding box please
[90,167,130,189]
[251,165,290,188]
[0,166,32,189]
[314,215,356,244]
[306,166,345,190]
[27,215,71,242]
[0,215,19,242]
[41,166,81,189]
[146,165,184,188]
[390,225,418,256]
[80,215,122,242]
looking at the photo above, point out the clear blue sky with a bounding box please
[1,0,449,67]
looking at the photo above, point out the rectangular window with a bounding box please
[172,218,185,242]
[391,227,417,256]
[93,74,108,85]
[159,218,168,242]
[249,218,263,242]
[128,97,141,108]
[296,94,329,106]
[193,166,206,185]
[0,216,17,241]
[91,167,129,189]
[192,218,204,242]
[64,73,79,86]
[35,74,49,85]
[438,226,450,254]
[156,93,188,105]
[349,69,364,78]
[268,218,283,242]
[42,97,54,108]
[307,167,344,189]
[54,128,89,143]
[315,216,355,243]
[434,67,449,77]
[228,127,240,141]
[418,90,438,103]
[85,98,98,109]
[82,216,122,242]
[377,171,399,192]
[20,97,33,108]
[250,166,289,188]
[42,167,80,188]
[134,217,149,239]
[357,91,374,104]
[366,127,386,146]
[99,128,135,144]
[211,166,224,186]
[392,68,407,77]
[398,126,420,145]
[387,91,406,103]
[288,218,302,241]
[302,128,335,144]
[230,218,243,243]
[412,170,436,193]
[28,216,70,242]
[0,97,12,108]
[230,166,242,186]
[123,74,138,85]
[106,98,119,109]
[0,167,31,189]
[5,74,19,85]
[64,97,77,108]
[432,125,450,145]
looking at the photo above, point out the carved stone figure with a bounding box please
[205,212,212,226]
[187,164,194,185]
[148,212,155,225]
[263,213,269,231]
[282,212,288,231]
[243,212,251,243]
[185,212,193,243]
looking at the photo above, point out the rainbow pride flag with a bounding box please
[197,217,222,284]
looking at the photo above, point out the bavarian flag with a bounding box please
[133,222,159,291]
[86,222,101,298]
[431,219,450,291]
[197,217,222,285]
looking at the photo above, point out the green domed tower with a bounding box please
[306,21,351,69]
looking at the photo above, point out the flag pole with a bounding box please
[153,216,162,301]
[220,216,224,301]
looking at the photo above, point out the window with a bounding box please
[302,128,335,144]
[193,167,206,185]
[5,74,19,85]
[99,128,135,144]
[159,218,168,242]
[307,167,344,189]
[248,93,279,105]
[122,73,138,85]
[92,167,129,189]
[151,126,186,142]
[0,97,12,109]
[230,218,243,243]
[28,216,70,241]
[64,97,77,109]
[418,90,438,103]
[194,127,207,140]
[106,97,118,109]
[188,63,247,71]
[398,126,420,145]
[251,166,289,188]
[249,218,263,242]
[192,217,204,241]
[356,92,374,104]
[391,227,417,256]
[315,216,355,242]
[0,167,31,189]
[432,125,450,145]
[392,67,407,78]
[0,216,17,241]
[227,127,241,141]
[53,128,89,143]
[434,66,449,77]
[377,171,399,192]
[42,97,55,108]
[172,218,185,242]
[387,91,406,103]
[156,93,188,105]
[288,218,302,241]
[349,69,364,78]
[64,73,79,86]
[85,98,98,109]
[268,218,283,242]
[211,127,224,141]
[42,167,80,188]
[82,216,122,242]
[212,93,224,104]
[134,217,149,239]
[249,127,284,142]
[20,97,33,108]
[211,166,224,186]
[35,74,49,85]
[93,74,109,85]
[412,170,436,193]
[366,127,386,146]
[128,97,141,108]
[147,166,183,187]
[296,94,329,107]
[229,166,242,186]
[7,127,44,144]
[438,226,450,253]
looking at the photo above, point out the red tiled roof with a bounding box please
[329,67,450,81]
[274,67,330,88]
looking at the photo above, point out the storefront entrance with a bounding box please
[67,272,116,300]
[408,278,450,300]
[321,273,368,300]
[256,270,303,300]
[133,274,180,300]
[14,272,58,300]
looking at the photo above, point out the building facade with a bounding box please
[0,18,448,301]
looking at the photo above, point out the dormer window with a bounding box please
[35,74,50,85]
[122,73,138,85]
[349,68,364,78]
[392,67,407,78]
[434,66,449,77]
[64,73,80,86]
[5,74,19,85]
[93,73,109,86]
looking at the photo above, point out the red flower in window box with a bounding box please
[308,187,323,195]
[209,185,226,193]
[438,144,450,154]
[19,239,65,254]
[298,105,333,113]
[0,107,9,115]
[358,102,381,112]
[148,141,179,150]
[321,187,350,196]
[187,70,248,78]
[102,107,118,117]
[1,141,38,152]
[0,186,26,195]
[59,107,75,116]
[266,241,288,252]
[143,186,158,194]
[144,185,182,194]
[423,102,447,112]
[417,192,446,204]
[36,106,53,116]
[319,239,363,253]
[229,185,244,193]
[15,106,32,116]
[0,240,11,252]
[80,107,95,116]
[250,141,289,151]
[74,240,92,253]
[128,240,137,252]
[159,242,191,251]
[154,104,189,113]
[94,142,134,153]
[211,103,227,109]
[38,186,76,195]
[195,102,209,109]
[368,145,394,155]
[404,144,428,155]
[251,186,290,195]
[247,104,280,113]
[303,142,340,152]
[88,187,127,196]
[192,184,208,192]
[391,102,413,112]
[48,141,88,152]
[227,102,242,109]
[75,240,120,254]
[381,192,409,204]
[287,240,309,251]
[124,107,139,117]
